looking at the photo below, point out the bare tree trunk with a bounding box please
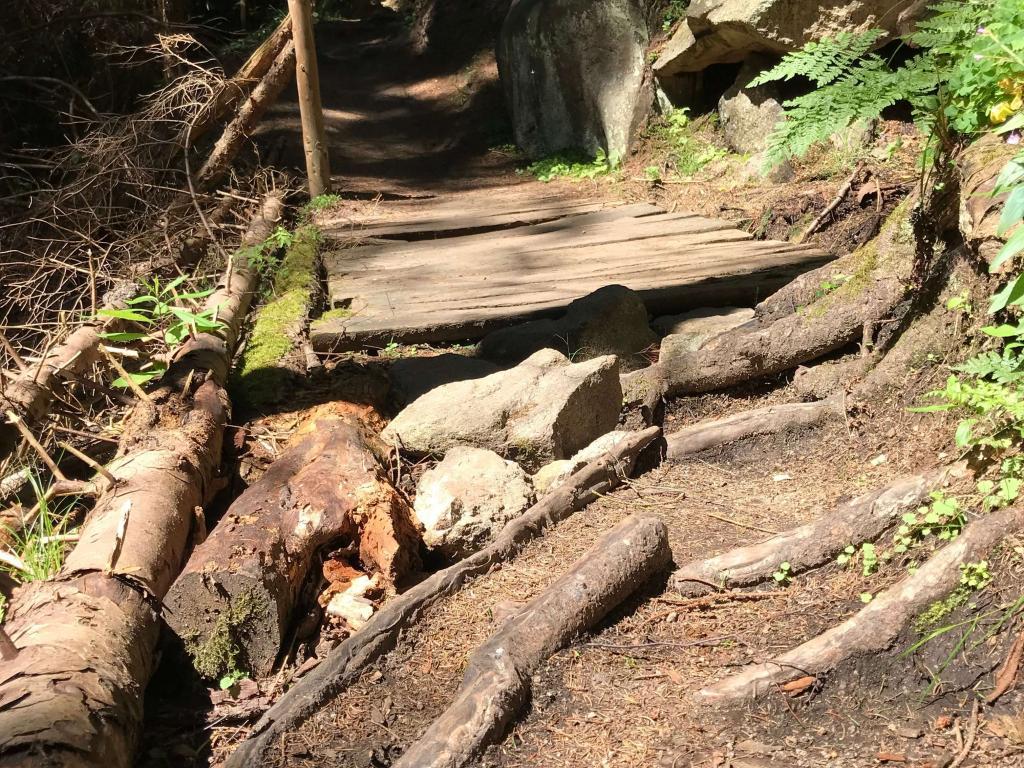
[288,0,331,197]
[165,402,421,679]
[0,194,283,768]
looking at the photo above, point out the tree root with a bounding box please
[665,395,844,459]
[671,467,956,595]
[393,515,671,768]
[224,426,662,768]
[0,194,283,768]
[697,505,1023,704]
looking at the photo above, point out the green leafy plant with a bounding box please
[661,0,689,32]
[772,561,792,584]
[522,149,619,182]
[892,492,965,554]
[301,194,342,216]
[0,473,74,583]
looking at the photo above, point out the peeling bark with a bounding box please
[671,467,955,594]
[165,402,420,679]
[394,515,671,768]
[697,505,1022,704]
[224,426,662,768]
[0,195,283,768]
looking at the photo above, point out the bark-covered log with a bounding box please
[394,515,671,768]
[0,194,283,768]
[224,426,662,768]
[165,402,420,679]
[623,201,917,402]
[698,505,1023,704]
[665,396,843,459]
[195,40,297,190]
[671,468,954,594]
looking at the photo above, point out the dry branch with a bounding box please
[697,506,1023,704]
[0,194,283,768]
[195,40,297,190]
[665,396,843,459]
[165,402,420,678]
[224,425,662,767]
[671,468,953,594]
[394,515,671,768]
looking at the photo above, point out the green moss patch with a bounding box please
[186,587,267,680]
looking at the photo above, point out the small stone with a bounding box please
[325,591,375,630]
[531,431,633,494]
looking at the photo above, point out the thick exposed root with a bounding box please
[393,515,671,768]
[224,426,661,768]
[165,402,420,679]
[665,395,843,459]
[697,505,1023,704]
[671,468,955,594]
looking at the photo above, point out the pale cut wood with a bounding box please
[288,0,331,197]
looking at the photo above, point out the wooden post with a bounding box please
[288,0,331,197]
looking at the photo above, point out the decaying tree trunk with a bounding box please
[224,425,662,768]
[622,202,918,405]
[665,395,844,459]
[0,194,283,768]
[394,515,671,768]
[195,40,297,190]
[672,467,956,594]
[165,402,421,679]
[698,505,1023,704]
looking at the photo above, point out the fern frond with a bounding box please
[750,29,888,88]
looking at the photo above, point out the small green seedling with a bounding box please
[773,561,792,585]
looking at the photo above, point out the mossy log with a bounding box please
[394,515,671,768]
[165,402,421,679]
[0,194,283,768]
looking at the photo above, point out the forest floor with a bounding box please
[124,11,1024,768]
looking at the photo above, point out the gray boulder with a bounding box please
[497,0,651,160]
[654,0,923,77]
[478,285,656,370]
[382,349,622,471]
[389,353,499,406]
[655,306,754,362]
[414,447,535,559]
[718,56,785,154]
[532,430,634,494]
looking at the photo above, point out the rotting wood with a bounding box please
[165,402,420,679]
[224,425,661,767]
[288,0,331,197]
[697,505,1023,704]
[671,467,955,595]
[0,194,283,768]
[393,515,671,768]
[665,396,844,459]
[195,40,297,190]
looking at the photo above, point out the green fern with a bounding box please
[749,29,888,88]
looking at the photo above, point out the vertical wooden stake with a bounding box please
[288,0,331,197]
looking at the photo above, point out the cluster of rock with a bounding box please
[383,285,752,560]
[497,0,924,161]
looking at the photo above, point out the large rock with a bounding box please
[497,0,651,160]
[654,0,923,77]
[717,56,785,154]
[657,306,754,363]
[389,354,499,406]
[414,447,535,558]
[478,285,656,370]
[382,349,622,471]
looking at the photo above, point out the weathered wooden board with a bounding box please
[312,190,832,351]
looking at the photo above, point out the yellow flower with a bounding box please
[990,100,1016,124]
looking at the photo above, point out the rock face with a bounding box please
[657,306,754,364]
[717,56,785,154]
[478,285,656,370]
[414,447,535,558]
[532,430,634,494]
[654,0,922,77]
[497,0,650,160]
[382,349,622,471]
[389,354,499,406]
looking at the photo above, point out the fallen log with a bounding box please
[165,402,420,679]
[195,40,297,190]
[0,193,283,768]
[224,425,662,767]
[671,467,954,594]
[697,505,1023,704]
[394,515,671,768]
[665,395,843,459]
